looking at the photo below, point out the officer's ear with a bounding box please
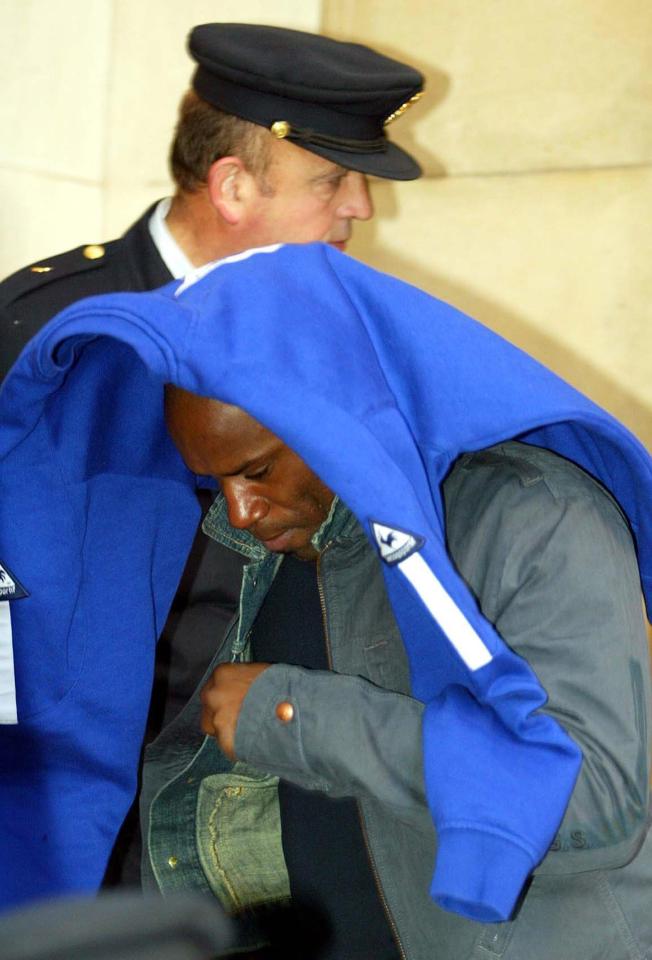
[206,157,254,226]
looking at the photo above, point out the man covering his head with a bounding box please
[1,244,650,959]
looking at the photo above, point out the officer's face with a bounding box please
[245,138,374,251]
[165,388,334,561]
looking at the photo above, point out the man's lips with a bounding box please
[257,528,296,551]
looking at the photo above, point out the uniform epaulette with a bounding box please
[0,241,119,308]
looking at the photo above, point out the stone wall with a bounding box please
[323,0,652,446]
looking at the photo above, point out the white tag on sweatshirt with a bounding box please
[0,602,18,724]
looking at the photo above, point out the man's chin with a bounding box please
[291,543,319,561]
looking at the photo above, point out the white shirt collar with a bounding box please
[148,198,193,279]
[175,244,283,297]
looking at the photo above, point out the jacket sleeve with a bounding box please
[234,663,427,827]
[235,446,651,874]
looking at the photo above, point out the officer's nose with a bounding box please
[337,172,374,221]
[222,479,269,530]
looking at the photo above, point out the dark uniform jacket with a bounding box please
[0,206,244,883]
[0,205,171,378]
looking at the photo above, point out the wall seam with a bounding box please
[101,0,119,235]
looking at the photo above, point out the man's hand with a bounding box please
[200,662,270,760]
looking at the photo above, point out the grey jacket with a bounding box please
[142,442,652,959]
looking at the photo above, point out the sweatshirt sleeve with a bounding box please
[444,444,651,876]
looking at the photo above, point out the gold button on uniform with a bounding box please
[275,701,294,723]
[30,265,53,274]
[167,855,178,869]
[83,244,105,260]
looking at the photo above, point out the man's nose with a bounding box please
[337,172,374,221]
[223,480,269,530]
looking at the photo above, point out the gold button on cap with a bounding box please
[270,120,290,139]
[275,701,294,723]
[30,265,53,274]
[83,244,105,260]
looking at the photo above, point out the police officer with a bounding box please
[0,23,424,888]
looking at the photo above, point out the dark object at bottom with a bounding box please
[0,890,236,960]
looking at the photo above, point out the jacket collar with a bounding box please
[202,493,364,561]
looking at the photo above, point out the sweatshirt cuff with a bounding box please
[430,827,536,922]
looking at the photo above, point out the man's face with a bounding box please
[244,138,374,252]
[166,389,334,561]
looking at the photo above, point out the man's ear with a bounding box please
[206,157,253,226]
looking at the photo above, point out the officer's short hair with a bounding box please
[169,90,272,193]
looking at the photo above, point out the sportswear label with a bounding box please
[0,562,29,600]
[371,521,424,565]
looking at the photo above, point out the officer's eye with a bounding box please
[314,171,347,194]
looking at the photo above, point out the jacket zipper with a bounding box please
[316,545,334,670]
[357,803,408,960]
[316,546,407,960]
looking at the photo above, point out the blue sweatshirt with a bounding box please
[1,243,650,918]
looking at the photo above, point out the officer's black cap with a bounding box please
[189,23,424,181]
